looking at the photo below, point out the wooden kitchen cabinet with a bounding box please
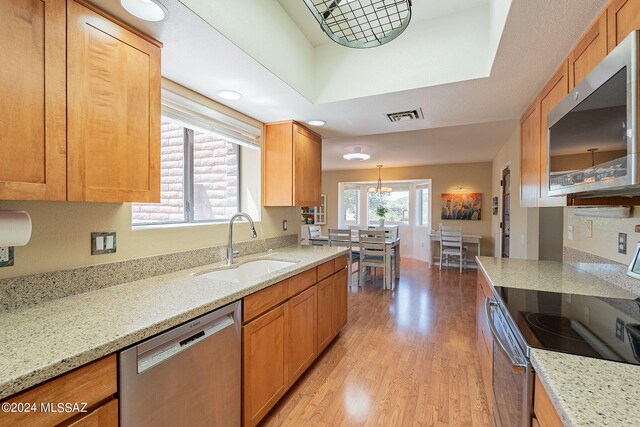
[532,374,563,427]
[317,274,336,353]
[607,0,640,51]
[287,286,318,384]
[476,270,494,410]
[263,121,322,207]
[520,100,541,208]
[0,355,117,427]
[538,62,569,206]
[242,257,348,426]
[568,12,608,89]
[242,304,288,427]
[0,0,67,201]
[67,0,161,203]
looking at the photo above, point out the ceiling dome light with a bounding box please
[308,120,326,126]
[217,90,243,101]
[343,146,370,161]
[121,0,167,22]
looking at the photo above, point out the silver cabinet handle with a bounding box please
[485,299,526,372]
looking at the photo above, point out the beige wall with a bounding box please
[0,199,298,279]
[490,127,539,259]
[564,208,640,265]
[321,162,494,256]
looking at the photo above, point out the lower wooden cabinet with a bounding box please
[533,374,563,427]
[242,304,288,427]
[476,270,494,410]
[0,355,117,427]
[287,286,318,384]
[242,258,348,427]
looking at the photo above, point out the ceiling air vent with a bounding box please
[385,108,424,123]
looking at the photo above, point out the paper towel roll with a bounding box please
[0,211,32,246]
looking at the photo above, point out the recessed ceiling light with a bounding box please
[121,0,167,22]
[343,146,370,161]
[217,90,243,101]
[308,120,326,126]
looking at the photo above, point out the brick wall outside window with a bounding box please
[132,121,239,225]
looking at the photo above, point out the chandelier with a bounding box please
[368,165,392,194]
[303,0,412,49]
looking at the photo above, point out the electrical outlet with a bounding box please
[91,232,117,255]
[616,318,625,342]
[568,225,574,241]
[584,306,590,325]
[586,220,593,238]
[619,233,627,255]
[282,220,288,231]
[0,247,14,268]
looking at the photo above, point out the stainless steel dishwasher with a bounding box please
[119,301,241,427]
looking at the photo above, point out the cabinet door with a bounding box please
[0,0,66,201]
[68,399,118,427]
[334,268,348,333]
[293,124,322,206]
[243,304,288,427]
[520,101,540,208]
[539,62,569,205]
[67,0,161,202]
[287,286,317,384]
[608,0,640,52]
[568,12,607,89]
[317,275,335,352]
[476,275,493,409]
[263,122,294,206]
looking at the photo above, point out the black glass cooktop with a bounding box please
[494,286,640,365]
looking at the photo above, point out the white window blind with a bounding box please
[161,89,261,150]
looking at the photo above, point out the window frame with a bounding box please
[416,183,431,228]
[132,117,242,228]
[342,184,360,225]
[366,185,411,226]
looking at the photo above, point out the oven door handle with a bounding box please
[485,299,527,372]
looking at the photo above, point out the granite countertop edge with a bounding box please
[0,245,348,399]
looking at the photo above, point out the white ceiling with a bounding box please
[92,0,606,170]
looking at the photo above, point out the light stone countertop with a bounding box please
[0,245,347,399]
[476,256,640,427]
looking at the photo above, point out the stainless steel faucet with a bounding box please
[227,212,258,265]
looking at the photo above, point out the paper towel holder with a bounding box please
[0,210,32,247]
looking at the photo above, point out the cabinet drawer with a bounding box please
[68,399,118,427]
[477,270,492,299]
[317,260,335,281]
[334,255,347,271]
[287,268,317,298]
[243,281,288,323]
[0,355,116,427]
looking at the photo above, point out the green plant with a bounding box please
[375,205,389,219]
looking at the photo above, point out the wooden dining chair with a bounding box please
[368,226,398,272]
[358,229,388,288]
[439,225,468,273]
[328,228,359,286]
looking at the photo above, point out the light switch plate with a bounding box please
[586,220,593,238]
[0,247,14,268]
[91,232,116,255]
[283,220,288,231]
[568,225,574,241]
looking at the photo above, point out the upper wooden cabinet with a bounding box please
[0,0,67,201]
[520,101,540,208]
[607,0,640,51]
[67,0,161,202]
[538,63,569,206]
[263,121,322,207]
[568,12,608,89]
[0,0,161,203]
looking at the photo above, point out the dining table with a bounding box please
[308,236,400,289]
[428,232,482,268]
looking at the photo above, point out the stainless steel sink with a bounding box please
[196,259,296,283]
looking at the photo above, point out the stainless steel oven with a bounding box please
[485,299,533,427]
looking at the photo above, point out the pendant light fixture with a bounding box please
[303,0,412,49]
[368,165,392,194]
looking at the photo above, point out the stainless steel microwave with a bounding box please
[547,31,639,196]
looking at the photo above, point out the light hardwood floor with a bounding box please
[261,259,492,426]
